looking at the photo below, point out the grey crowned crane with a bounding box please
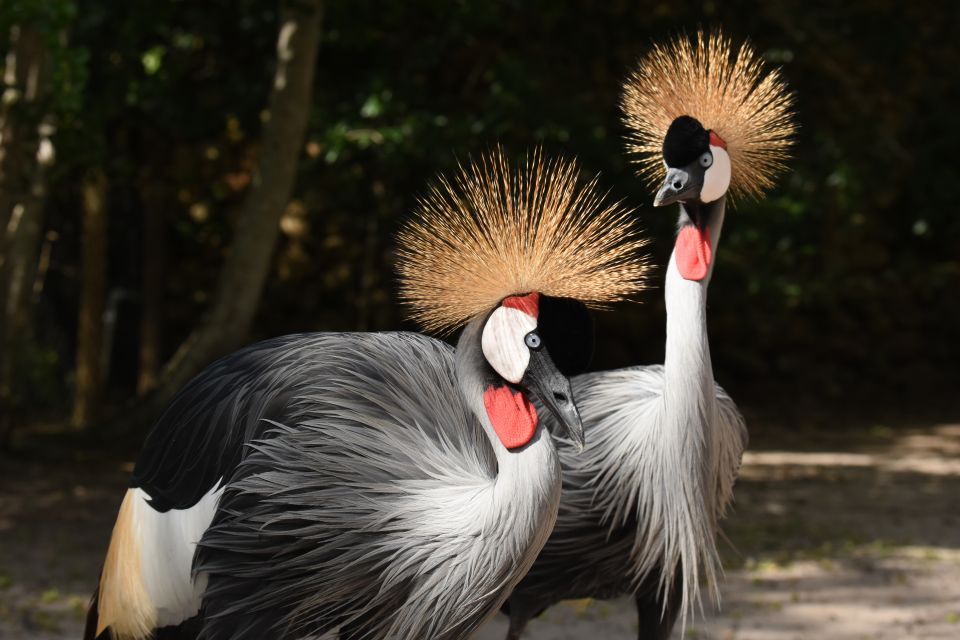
[502,33,797,639]
[86,149,649,640]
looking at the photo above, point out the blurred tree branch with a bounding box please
[105,0,324,433]
[136,169,165,397]
[71,168,108,429]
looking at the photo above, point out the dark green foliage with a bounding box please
[3,0,958,423]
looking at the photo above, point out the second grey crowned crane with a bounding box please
[86,149,648,640]
[502,33,797,639]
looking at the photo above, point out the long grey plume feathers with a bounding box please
[195,330,560,640]
[507,364,747,633]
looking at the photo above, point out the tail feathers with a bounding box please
[96,489,157,639]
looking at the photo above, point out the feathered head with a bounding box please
[396,148,649,335]
[622,30,797,203]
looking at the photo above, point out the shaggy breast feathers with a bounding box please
[193,333,534,640]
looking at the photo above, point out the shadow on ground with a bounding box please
[2,419,959,639]
[480,420,960,640]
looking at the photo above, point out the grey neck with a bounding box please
[455,316,507,461]
[452,314,562,605]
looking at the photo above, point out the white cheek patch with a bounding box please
[701,145,731,203]
[482,306,537,384]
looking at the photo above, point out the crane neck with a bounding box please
[662,197,726,408]
[449,315,562,627]
[619,196,729,621]
[453,312,562,538]
[455,317,506,458]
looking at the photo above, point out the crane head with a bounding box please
[481,292,587,451]
[621,31,796,202]
[654,115,731,209]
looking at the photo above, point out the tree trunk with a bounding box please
[0,25,53,444]
[137,175,164,396]
[71,169,108,428]
[0,43,21,241]
[105,0,323,433]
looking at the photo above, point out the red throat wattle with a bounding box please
[483,385,538,449]
[675,225,712,281]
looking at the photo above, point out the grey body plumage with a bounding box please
[196,327,563,640]
[506,364,746,637]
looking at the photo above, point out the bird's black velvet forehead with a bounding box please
[662,115,709,168]
[537,295,595,377]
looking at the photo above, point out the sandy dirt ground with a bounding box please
[1,419,958,639]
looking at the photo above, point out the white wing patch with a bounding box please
[134,483,224,627]
[481,306,536,383]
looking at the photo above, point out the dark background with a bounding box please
[2,0,958,444]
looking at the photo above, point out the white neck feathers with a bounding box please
[453,316,563,623]
[642,198,729,619]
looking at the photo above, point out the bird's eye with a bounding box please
[699,152,713,168]
[524,332,542,350]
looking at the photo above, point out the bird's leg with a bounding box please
[633,575,682,640]
[505,618,528,640]
[503,601,535,640]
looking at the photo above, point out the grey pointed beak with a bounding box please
[523,352,585,450]
[654,166,701,207]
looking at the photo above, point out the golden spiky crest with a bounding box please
[396,148,649,334]
[622,30,797,200]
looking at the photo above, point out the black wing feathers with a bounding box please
[132,334,325,512]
